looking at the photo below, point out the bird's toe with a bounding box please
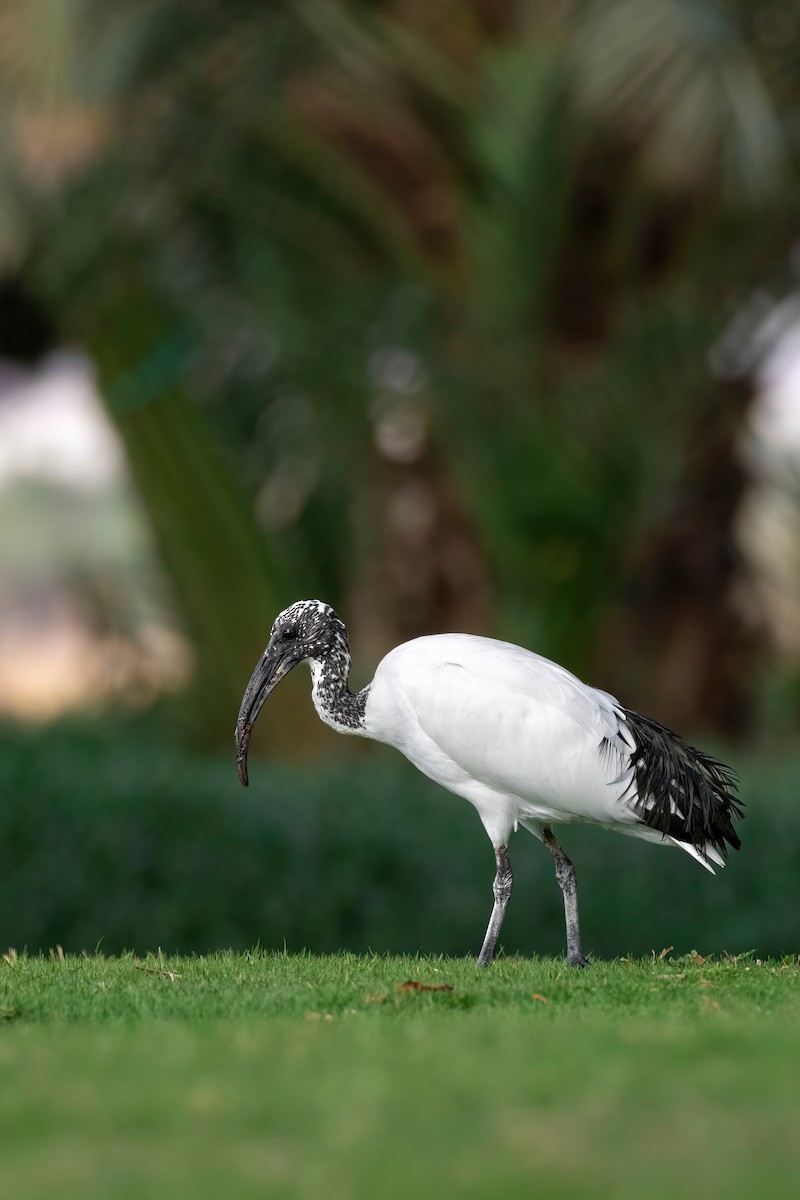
[567,953,590,968]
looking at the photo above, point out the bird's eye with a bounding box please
[282,625,298,641]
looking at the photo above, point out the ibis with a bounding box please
[235,600,742,967]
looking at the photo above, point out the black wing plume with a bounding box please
[617,709,743,857]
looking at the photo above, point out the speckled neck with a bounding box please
[309,654,369,735]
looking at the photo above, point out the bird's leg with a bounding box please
[542,826,589,968]
[476,845,512,968]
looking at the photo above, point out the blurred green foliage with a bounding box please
[1,720,796,958]
[3,0,800,740]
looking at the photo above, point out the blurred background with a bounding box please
[1,0,799,959]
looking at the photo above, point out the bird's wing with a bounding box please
[385,634,629,744]
[374,635,635,820]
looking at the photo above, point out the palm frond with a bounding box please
[569,0,783,197]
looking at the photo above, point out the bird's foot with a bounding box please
[567,952,590,968]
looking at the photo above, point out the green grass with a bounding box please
[2,721,799,1195]
[1,952,798,1198]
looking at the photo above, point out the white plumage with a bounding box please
[369,636,641,841]
[236,600,742,966]
[365,635,725,868]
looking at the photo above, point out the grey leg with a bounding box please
[542,826,589,968]
[476,845,512,968]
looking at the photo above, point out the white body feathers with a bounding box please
[349,633,722,870]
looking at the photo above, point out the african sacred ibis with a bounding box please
[235,600,742,967]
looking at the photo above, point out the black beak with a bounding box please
[235,642,300,786]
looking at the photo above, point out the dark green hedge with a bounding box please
[0,723,797,958]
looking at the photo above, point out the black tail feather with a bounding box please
[619,709,743,857]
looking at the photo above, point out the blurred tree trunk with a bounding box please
[69,269,298,748]
[348,432,492,664]
[606,379,766,736]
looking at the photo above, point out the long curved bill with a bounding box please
[235,644,299,786]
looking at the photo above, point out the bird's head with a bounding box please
[235,600,348,786]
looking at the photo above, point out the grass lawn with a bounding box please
[1,952,799,1198]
